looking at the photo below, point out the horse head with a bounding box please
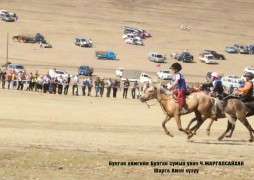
[140,85,158,102]
[140,85,168,103]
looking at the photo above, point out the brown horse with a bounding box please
[186,99,254,141]
[12,35,21,42]
[140,85,254,142]
[140,85,216,139]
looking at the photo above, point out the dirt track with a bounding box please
[1,0,254,179]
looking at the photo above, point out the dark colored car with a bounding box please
[175,52,193,63]
[233,44,248,54]
[204,50,225,60]
[247,45,254,54]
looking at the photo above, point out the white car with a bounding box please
[75,37,92,47]
[221,75,245,89]
[157,69,173,80]
[115,68,124,77]
[7,63,26,74]
[125,38,143,45]
[49,69,69,79]
[122,33,141,41]
[244,67,254,74]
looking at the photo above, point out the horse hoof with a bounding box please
[187,133,193,139]
[225,135,232,138]
[206,131,210,136]
[249,139,253,142]
[218,137,222,141]
[166,132,174,137]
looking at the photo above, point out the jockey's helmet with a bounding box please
[211,72,220,79]
[170,63,182,71]
[244,72,254,79]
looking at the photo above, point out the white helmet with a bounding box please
[211,72,220,78]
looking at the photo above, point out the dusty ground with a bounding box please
[0,0,254,179]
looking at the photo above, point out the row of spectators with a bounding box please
[0,69,150,99]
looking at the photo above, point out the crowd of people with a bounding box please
[0,69,151,99]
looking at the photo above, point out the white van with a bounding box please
[7,64,26,74]
[148,52,166,63]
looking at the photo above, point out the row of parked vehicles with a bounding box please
[225,44,254,54]
[115,67,174,83]
[6,63,94,78]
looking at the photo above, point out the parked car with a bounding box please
[157,69,173,80]
[78,65,93,76]
[199,53,217,64]
[125,38,144,45]
[115,68,124,77]
[122,33,141,41]
[148,52,166,63]
[221,75,245,89]
[233,44,248,54]
[7,64,26,74]
[225,46,237,53]
[1,13,15,22]
[75,37,92,47]
[174,52,193,63]
[247,45,254,54]
[49,69,69,79]
[22,33,46,43]
[244,67,254,74]
[203,50,225,60]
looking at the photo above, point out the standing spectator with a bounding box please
[100,78,105,97]
[72,75,79,96]
[27,72,34,91]
[21,71,26,90]
[112,80,120,98]
[64,75,71,95]
[1,70,6,89]
[57,76,63,94]
[123,78,130,98]
[33,70,39,92]
[37,75,43,92]
[94,77,101,97]
[87,77,93,96]
[12,74,17,90]
[106,78,112,97]
[82,78,88,96]
[43,72,51,93]
[17,72,22,90]
[131,81,138,99]
[7,70,12,89]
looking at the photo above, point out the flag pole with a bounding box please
[6,32,9,70]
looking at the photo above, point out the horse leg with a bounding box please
[206,118,216,136]
[187,111,203,138]
[239,117,254,142]
[225,120,235,138]
[218,119,236,141]
[162,115,173,137]
[185,117,197,131]
[174,114,192,138]
[189,115,208,135]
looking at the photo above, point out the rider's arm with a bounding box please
[201,82,213,88]
[168,79,178,91]
[238,82,252,93]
